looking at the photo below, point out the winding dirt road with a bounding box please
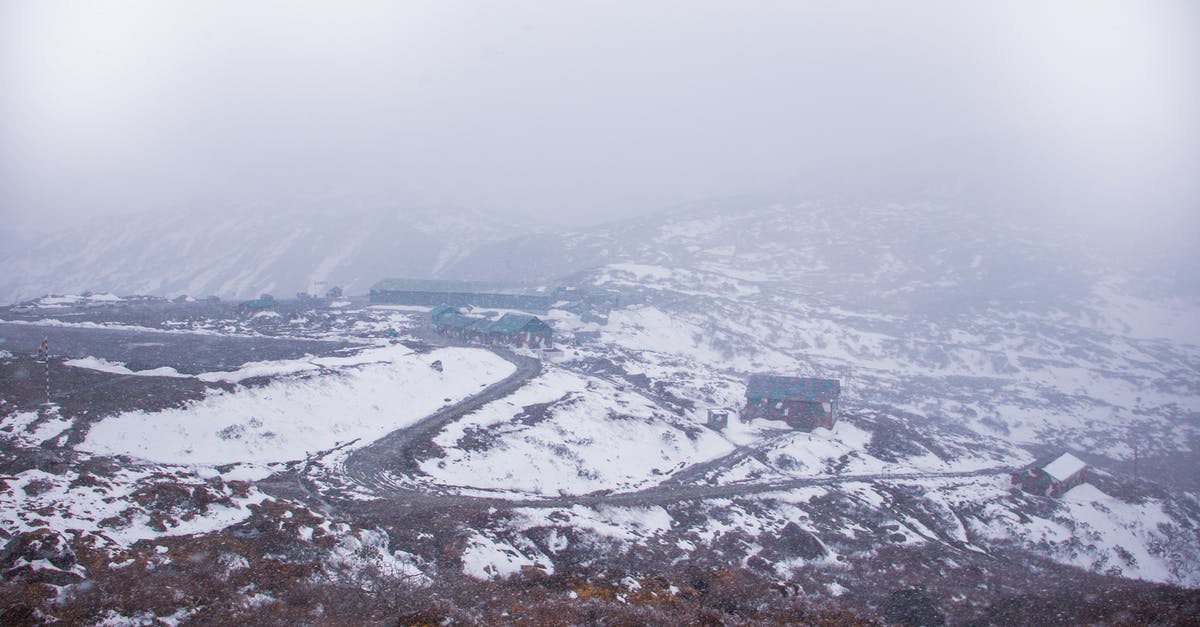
[341,349,541,495]
[321,343,1015,520]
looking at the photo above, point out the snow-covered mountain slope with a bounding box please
[0,204,515,304]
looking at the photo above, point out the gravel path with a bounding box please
[341,349,541,494]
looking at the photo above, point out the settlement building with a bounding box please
[741,375,841,430]
[1013,452,1087,497]
[430,306,552,348]
[371,278,554,312]
[484,313,553,347]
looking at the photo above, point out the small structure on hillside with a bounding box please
[707,409,731,430]
[741,375,841,430]
[429,305,552,348]
[1013,452,1088,497]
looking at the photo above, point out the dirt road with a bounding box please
[342,349,541,494]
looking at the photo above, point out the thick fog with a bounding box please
[2,0,1198,251]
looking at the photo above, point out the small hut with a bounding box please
[741,375,841,430]
[1013,452,1087,497]
[483,313,553,348]
[707,409,730,430]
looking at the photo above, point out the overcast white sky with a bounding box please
[2,0,1197,248]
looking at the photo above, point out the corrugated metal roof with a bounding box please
[439,313,480,329]
[429,304,460,324]
[745,375,840,402]
[487,313,545,334]
[1041,452,1086,481]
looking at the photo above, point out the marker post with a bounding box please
[36,338,50,406]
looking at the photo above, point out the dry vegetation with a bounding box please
[3,510,1199,627]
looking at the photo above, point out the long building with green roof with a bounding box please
[370,278,555,311]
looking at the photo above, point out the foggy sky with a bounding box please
[2,1,1198,248]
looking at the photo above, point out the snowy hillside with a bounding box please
[2,200,1197,623]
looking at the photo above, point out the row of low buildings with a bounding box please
[369,277,619,321]
[430,305,553,349]
[373,278,556,311]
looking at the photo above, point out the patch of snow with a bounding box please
[0,464,269,549]
[329,528,429,584]
[460,532,551,579]
[0,411,72,446]
[423,368,732,496]
[65,356,189,378]
[81,346,515,464]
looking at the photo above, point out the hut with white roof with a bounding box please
[1013,452,1088,497]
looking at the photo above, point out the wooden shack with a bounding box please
[741,375,841,430]
[1013,452,1087,497]
[484,313,552,348]
[430,306,552,348]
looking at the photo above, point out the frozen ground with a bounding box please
[81,344,514,464]
[420,368,732,496]
[1,202,1198,623]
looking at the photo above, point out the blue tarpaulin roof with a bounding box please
[745,375,840,402]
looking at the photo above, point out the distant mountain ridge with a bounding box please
[0,205,517,304]
[1,199,1187,326]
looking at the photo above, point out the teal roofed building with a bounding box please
[429,304,460,326]
[429,307,553,348]
[370,278,555,311]
[483,313,552,348]
[742,375,841,430]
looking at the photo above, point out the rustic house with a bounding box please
[741,375,841,430]
[435,313,485,342]
[1013,452,1087,497]
[483,313,552,348]
[371,278,554,311]
[429,306,552,348]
